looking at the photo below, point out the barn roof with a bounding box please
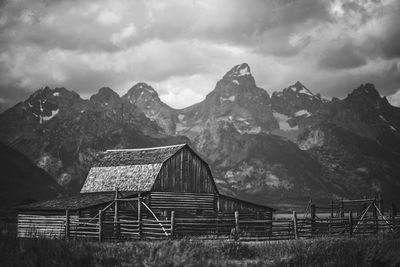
[80,144,187,193]
[18,192,137,211]
[95,144,186,166]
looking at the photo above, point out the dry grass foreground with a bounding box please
[1,235,400,267]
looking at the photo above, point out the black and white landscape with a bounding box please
[1,1,400,266]
[1,0,400,210]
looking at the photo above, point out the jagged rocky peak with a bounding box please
[271,81,323,118]
[286,81,320,99]
[124,82,160,105]
[20,86,83,124]
[222,63,256,86]
[347,83,382,103]
[122,82,177,135]
[26,86,78,102]
[90,87,120,104]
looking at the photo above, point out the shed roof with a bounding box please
[18,192,137,211]
[80,144,186,193]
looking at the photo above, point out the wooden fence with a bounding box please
[12,209,400,242]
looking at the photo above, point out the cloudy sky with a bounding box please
[0,0,400,109]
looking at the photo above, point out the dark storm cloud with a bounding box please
[373,13,400,59]
[315,61,400,98]
[318,43,368,70]
[0,0,399,108]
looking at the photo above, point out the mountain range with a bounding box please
[1,63,400,208]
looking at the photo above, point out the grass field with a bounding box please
[1,235,400,266]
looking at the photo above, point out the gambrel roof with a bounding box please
[80,144,187,193]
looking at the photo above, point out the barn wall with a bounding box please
[17,210,70,238]
[151,147,216,193]
[149,192,215,213]
[218,195,273,220]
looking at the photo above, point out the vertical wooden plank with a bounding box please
[234,211,240,239]
[217,195,220,212]
[329,200,334,235]
[65,209,70,241]
[170,211,175,238]
[348,211,353,237]
[114,188,119,239]
[98,209,103,243]
[293,211,298,240]
[390,202,396,231]
[340,199,344,218]
[138,193,142,239]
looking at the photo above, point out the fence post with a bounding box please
[329,200,334,235]
[98,209,103,242]
[234,211,240,239]
[311,204,316,237]
[65,209,70,241]
[138,193,142,239]
[114,188,119,239]
[348,211,353,237]
[170,211,175,238]
[293,211,299,240]
[390,202,397,231]
[340,199,344,218]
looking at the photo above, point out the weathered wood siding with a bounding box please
[150,192,215,212]
[152,147,216,193]
[218,195,273,220]
[17,211,70,238]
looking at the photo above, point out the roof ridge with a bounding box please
[106,143,187,152]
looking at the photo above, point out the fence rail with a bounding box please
[7,210,400,242]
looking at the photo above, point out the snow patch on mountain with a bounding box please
[53,92,60,97]
[225,63,251,79]
[273,111,298,131]
[294,109,311,117]
[379,115,388,122]
[42,109,59,122]
[220,95,236,102]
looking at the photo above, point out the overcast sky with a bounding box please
[0,0,400,109]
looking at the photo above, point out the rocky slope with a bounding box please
[123,83,178,135]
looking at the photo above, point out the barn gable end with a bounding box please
[152,146,217,193]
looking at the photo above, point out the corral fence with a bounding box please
[5,197,400,242]
[12,208,400,242]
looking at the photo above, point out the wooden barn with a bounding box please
[18,144,275,240]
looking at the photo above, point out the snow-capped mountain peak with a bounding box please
[222,63,255,86]
[288,81,319,99]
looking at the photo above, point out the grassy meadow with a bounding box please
[1,235,400,267]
